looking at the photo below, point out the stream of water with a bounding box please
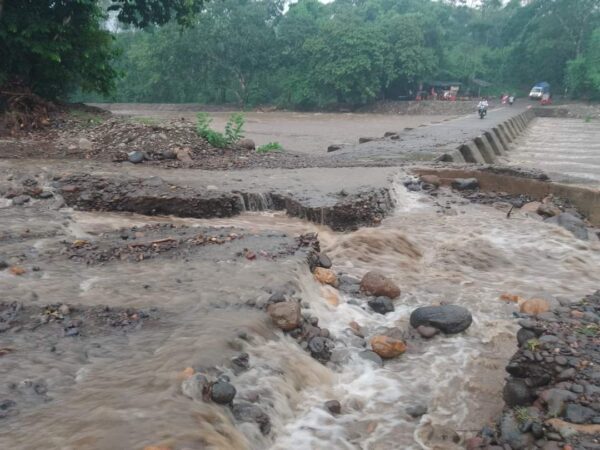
[2,180,600,450]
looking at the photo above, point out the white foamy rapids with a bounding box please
[250,185,600,449]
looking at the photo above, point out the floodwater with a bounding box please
[3,178,600,450]
[98,104,453,155]
[509,117,600,187]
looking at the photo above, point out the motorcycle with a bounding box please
[478,107,487,119]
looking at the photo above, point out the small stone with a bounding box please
[517,328,537,347]
[370,336,406,359]
[307,336,335,362]
[359,350,383,367]
[359,271,401,299]
[58,304,70,316]
[557,368,576,381]
[503,379,533,407]
[368,297,395,314]
[127,151,144,164]
[406,404,427,418]
[451,178,479,190]
[0,260,8,270]
[416,325,439,339]
[325,400,341,415]
[327,144,342,152]
[210,381,236,404]
[238,138,255,150]
[318,253,332,269]
[313,267,339,287]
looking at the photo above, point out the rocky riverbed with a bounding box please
[469,291,600,450]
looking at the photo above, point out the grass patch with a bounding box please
[584,115,593,123]
[196,112,245,148]
[526,339,540,352]
[576,324,599,336]
[257,142,283,153]
[514,406,532,424]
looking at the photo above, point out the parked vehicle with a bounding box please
[529,82,550,100]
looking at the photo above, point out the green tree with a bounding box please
[0,0,205,99]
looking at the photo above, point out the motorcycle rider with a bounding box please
[477,98,489,116]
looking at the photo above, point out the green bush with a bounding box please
[257,142,283,153]
[196,112,245,148]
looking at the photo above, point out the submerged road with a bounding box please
[328,103,529,163]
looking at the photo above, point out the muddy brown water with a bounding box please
[509,117,600,188]
[3,177,600,449]
[96,105,455,155]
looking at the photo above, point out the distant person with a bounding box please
[508,94,515,105]
[478,98,489,110]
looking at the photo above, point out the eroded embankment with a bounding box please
[53,173,393,231]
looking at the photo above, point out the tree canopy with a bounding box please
[2,0,600,106]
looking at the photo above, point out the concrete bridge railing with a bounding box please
[439,108,537,164]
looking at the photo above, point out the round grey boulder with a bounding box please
[409,305,472,334]
[210,381,236,404]
[127,151,145,164]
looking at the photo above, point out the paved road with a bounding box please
[509,118,600,188]
[328,104,529,163]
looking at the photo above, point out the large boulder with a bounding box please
[267,301,301,331]
[360,271,400,299]
[545,213,588,240]
[409,305,472,334]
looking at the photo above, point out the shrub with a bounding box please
[196,112,245,148]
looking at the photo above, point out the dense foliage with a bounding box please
[0,0,204,98]
[2,0,599,106]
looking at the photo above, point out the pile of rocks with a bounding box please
[180,352,271,435]
[470,291,600,450]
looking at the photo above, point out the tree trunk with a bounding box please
[0,0,4,21]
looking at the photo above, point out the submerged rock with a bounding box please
[308,336,335,362]
[325,400,341,415]
[545,213,588,240]
[232,402,271,434]
[313,267,339,287]
[181,373,209,401]
[267,301,301,331]
[406,404,427,418]
[409,305,472,334]
[368,297,395,314]
[360,271,401,299]
[317,253,332,269]
[358,350,383,367]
